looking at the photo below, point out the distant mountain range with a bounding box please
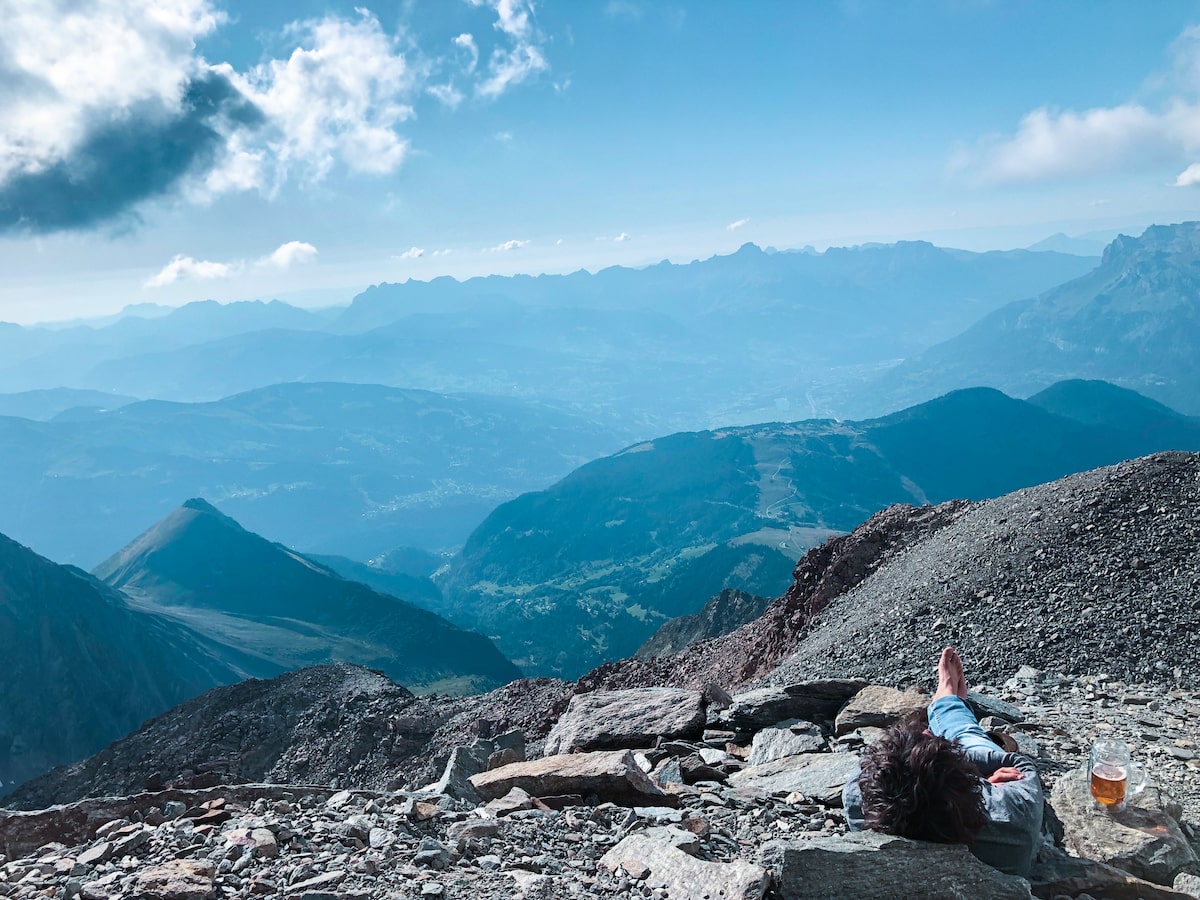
[862,222,1200,416]
[94,499,519,695]
[0,242,1095,432]
[0,381,621,566]
[436,380,1200,678]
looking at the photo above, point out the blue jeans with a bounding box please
[928,695,996,757]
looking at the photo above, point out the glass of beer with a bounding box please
[1089,739,1144,807]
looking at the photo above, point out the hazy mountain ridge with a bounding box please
[864,221,1200,416]
[0,381,622,566]
[93,499,520,695]
[439,381,1200,678]
[0,242,1096,431]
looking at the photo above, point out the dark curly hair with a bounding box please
[857,712,988,845]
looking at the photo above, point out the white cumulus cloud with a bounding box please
[0,0,552,231]
[952,27,1200,186]
[432,248,452,256]
[489,239,529,251]
[146,255,234,287]
[222,12,414,184]
[727,218,750,231]
[397,246,425,259]
[614,232,630,242]
[263,240,318,269]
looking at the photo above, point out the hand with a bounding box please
[987,767,1025,785]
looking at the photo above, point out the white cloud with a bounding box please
[726,218,750,231]
[953,28,1200,185]
[453,33,479,73]
[263,240,318,268]
[0,0,225,185]
[489,239,529,251]
[432,248,452,256]
[605,1,642,19]
[495,130,514,142]
[427,83,464,109]
[614,232,630,242]
[396,246,425,259]
[146,255,234,287]
[555,238,563,245]
[0,0,552,230]
[222,12,414,183]
[467,0,549,98]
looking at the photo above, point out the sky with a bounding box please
[2,0,1200,323]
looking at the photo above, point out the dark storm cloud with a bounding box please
[0,71,263,233]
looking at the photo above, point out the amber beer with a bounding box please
[1089,761,1127,806]
[1089,738,1139,807]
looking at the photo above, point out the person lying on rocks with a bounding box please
[841,646,1044,877]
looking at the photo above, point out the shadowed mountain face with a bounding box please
[863,222,1200,416]
[0,532,243,790]
[438,381,1200,678]
[0,381,621,567]
[93,500,521,695]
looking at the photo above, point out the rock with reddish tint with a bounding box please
[543,688,706,756]
[470,750,676,807]
[131,860,215,900]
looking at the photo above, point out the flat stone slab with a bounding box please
[834,685,930,735]
[600,834,768,900]
[1050,766,1198,886]
[713,680,870,730]
[544,688,706,755]
[748,721,825,766]
[132,860,216,900]
[470,750,676,808]
[761,833,1034,899]
[726,752,859,805]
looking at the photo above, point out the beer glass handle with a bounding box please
[1127,761,1148,797]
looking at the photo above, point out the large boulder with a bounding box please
[1050,766,1198,886]
[760,832,1034,899]
[748,721,825,766]
[726,752,859,805]
[469,750,677,807]
[1029,845,1197,900]
[543,688,706,756]
[834,685,929,735]
[713,680,869,730]
[600,834,768,900]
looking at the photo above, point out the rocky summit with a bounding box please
[2,453,1200,898]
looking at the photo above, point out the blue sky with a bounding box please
[2,0,1200,322]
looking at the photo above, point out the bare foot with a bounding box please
[933,646,968,700]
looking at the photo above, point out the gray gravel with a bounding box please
[761,452,1200,689]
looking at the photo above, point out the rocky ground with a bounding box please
[4,452,1200,898]
[761,452,1200,688]
[2,669,1198,899]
